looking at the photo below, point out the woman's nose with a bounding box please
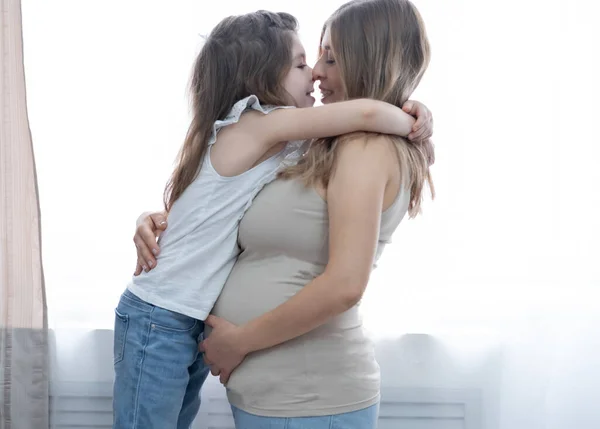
[312,63,324,81]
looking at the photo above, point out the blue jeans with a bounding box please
[231,403,380,429]
[112,289,209,429]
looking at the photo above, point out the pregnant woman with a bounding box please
[133,0,434,428]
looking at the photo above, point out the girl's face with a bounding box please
[312,26,344,104]
[282,34,316,108]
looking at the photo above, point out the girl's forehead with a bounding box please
[290,33,306,56]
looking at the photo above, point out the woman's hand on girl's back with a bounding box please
[133,211,168,276]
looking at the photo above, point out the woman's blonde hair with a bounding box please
[279,0,434,217]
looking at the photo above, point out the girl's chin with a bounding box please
[297,96,315,108]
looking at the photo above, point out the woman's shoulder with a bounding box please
[335,132,399,161]
[333,133,401,187]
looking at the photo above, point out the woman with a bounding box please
[134,0,433,427]
[114,10,426,429]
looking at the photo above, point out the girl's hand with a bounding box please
[402,100,433,142]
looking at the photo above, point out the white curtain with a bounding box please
[1,0,49,428]
[21,1,600,428]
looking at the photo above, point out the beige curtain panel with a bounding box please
[1,0,49,428]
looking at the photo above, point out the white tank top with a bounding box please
[127,96,302,320]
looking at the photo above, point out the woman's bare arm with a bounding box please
[233,135,392,353]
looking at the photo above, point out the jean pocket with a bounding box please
[150,306,198,333]
[113,308,129,365]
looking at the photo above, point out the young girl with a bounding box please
[113,10,432,429]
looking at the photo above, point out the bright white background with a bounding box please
[20,0,600,427]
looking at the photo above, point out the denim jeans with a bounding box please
[231,403,380,429]
[112,288,209,429]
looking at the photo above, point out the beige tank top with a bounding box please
[210,178,410,417]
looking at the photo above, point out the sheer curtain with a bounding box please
[1,0,49,428]
[21,0,600,428]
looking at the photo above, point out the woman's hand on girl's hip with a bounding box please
[200,315,247,385]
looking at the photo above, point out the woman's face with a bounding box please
[312,26,344,104]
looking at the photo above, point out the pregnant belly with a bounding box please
[211,256,322,325]
[208,256,379,412]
